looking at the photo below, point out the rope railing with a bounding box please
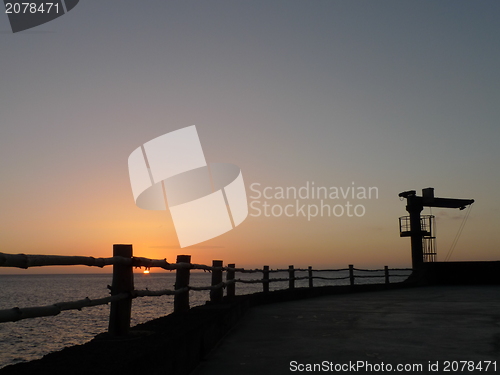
[0,252,226,272]
[353,267,388,272]
[0,293,130,323]
[309,275,352,281]
[309,268,351,272]
[0,246,413,335]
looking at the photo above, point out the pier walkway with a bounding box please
[192,285,500,374]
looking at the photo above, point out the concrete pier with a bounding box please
[193,286,500,374]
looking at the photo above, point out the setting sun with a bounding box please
[143,269,150,274]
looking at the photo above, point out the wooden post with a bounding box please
[263,265,270,293]
[349,264,355,286]
[210,260,223,303]
[384,266,390,285]
[108,244,134,336]
[308,266,313,288]
[226,263,235,300]
[288,265,295,289]
[174,255,191,313]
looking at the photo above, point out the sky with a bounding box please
[1,0,499,274]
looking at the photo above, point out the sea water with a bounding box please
[0,270,410,369]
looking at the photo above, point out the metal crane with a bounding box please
[399,188,474,269]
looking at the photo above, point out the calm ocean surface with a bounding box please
[0,270,410,369]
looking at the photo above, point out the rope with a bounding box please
[311,268,350,272]
[353,268,385,272]
[0,253,409,277]
[0,293,130,323]
[444,204,473,262]
[311,276,351,281]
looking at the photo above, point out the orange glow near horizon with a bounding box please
[1,198,499,275]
